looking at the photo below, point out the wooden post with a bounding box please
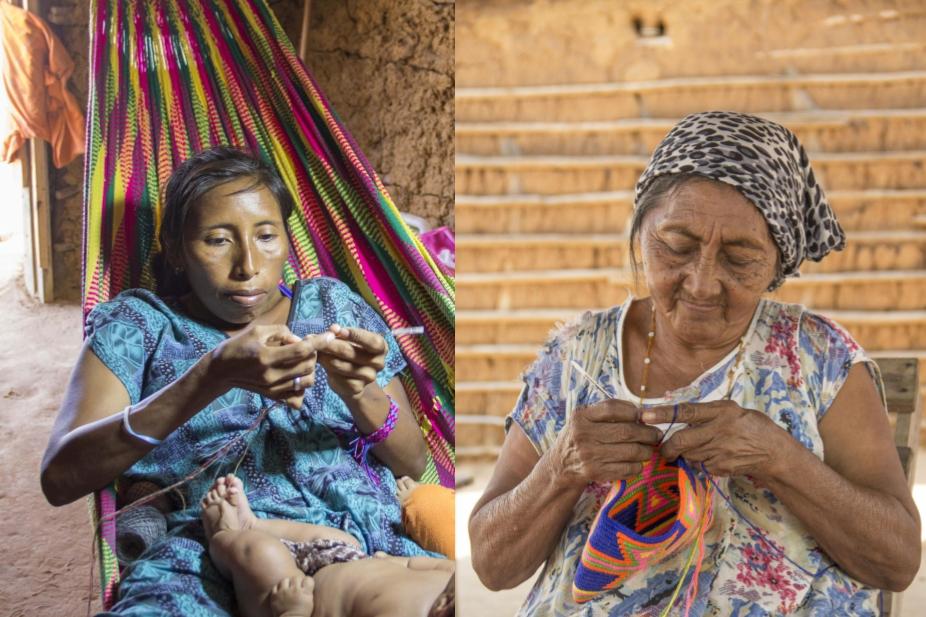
[19,163,36,296]
[28,138,53,302]
[298,0,312,64]
[16,0,54,302]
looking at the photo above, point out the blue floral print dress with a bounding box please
[508,296,884,616]
[89,278,430,616]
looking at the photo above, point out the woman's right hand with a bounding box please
[550,399,662,486]
[209,325,334,409]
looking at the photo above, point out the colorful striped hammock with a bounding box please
[82,0,455,607]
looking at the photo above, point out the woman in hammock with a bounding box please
[41,147,453,616]
[468,112,920,616]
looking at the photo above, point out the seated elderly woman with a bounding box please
[40,147,452,617]
[469,111,920,616]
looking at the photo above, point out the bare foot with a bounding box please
[200,487,240,542]
[428,573,454,617]
[396,476,419,505]
[270,575,315,617]
[215,473,258,530]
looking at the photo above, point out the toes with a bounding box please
[299,576,314,593]
[272,578,289,593]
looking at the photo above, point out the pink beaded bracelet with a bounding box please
[349,396,399,486]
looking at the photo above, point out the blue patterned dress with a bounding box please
[89,278,430,616]
[508,297,884,616]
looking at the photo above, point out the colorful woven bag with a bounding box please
[573,450,714,605]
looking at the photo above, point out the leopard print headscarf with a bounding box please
[634,111,845,290]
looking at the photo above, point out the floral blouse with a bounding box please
[508,297,884,616]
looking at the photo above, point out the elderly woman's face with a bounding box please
[179,178,289,326]
[639,179,778,347]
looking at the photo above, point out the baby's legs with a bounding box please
[313,553,454,617]
[372,552,457,573]
[201,480,314,617]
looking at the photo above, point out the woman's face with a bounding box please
[639,179,778,349]
[177,178,289,326]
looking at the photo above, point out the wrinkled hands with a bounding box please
[641,401,788,480]
[551,400,663,486]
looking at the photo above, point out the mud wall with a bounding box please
[47,0,453,301]
[457,0,926,87]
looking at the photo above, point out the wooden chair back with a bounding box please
[875,357,922,617]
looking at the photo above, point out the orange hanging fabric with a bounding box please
[0,3,84,167]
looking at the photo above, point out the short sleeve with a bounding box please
[295,278,407,387]
[83,294,165,404]
[506,328,571,456]
[800,311,882,421]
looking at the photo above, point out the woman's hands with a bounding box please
[641,401,788,480]
[550,399,663,486]
[208,322,390,409]
[317,324,388,402]
[209,325,334,409]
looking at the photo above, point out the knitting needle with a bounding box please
[569,360,613,400]
[390,326,424,336]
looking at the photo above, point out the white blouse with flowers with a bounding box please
[507,297,883,617]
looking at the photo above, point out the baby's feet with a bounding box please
[269,576,315,617]
[200,474,257,540]
[396,476,419,506]
[200,487,240,541]
[215,473,258,530]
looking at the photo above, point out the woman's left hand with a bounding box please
[317,324,388,401]
[641,401,791,480]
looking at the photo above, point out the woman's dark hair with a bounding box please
[628,172,782,288]
[155,146,295,296]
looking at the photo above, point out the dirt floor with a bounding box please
[0,240,98,615]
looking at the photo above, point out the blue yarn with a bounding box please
[701,465,831,579]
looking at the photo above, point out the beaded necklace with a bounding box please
[638,300,747,408]
[640,299,750,617]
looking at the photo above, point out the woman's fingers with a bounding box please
[588,421,662,447]
[582,399,640,423]
[329,324,387,355]
[641,401,726,426]
[660,424,716,460]
[319,356,378,382]
[592,442,654,463]
[265,333,333,366]
[321,338,385,369]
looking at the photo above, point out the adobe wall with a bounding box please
[456,0,926,87]
[47,0,452,301]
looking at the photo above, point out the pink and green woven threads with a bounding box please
[573,451,714,605]
[83,0,455,607]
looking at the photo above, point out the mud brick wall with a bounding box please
[47,0,453,301]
